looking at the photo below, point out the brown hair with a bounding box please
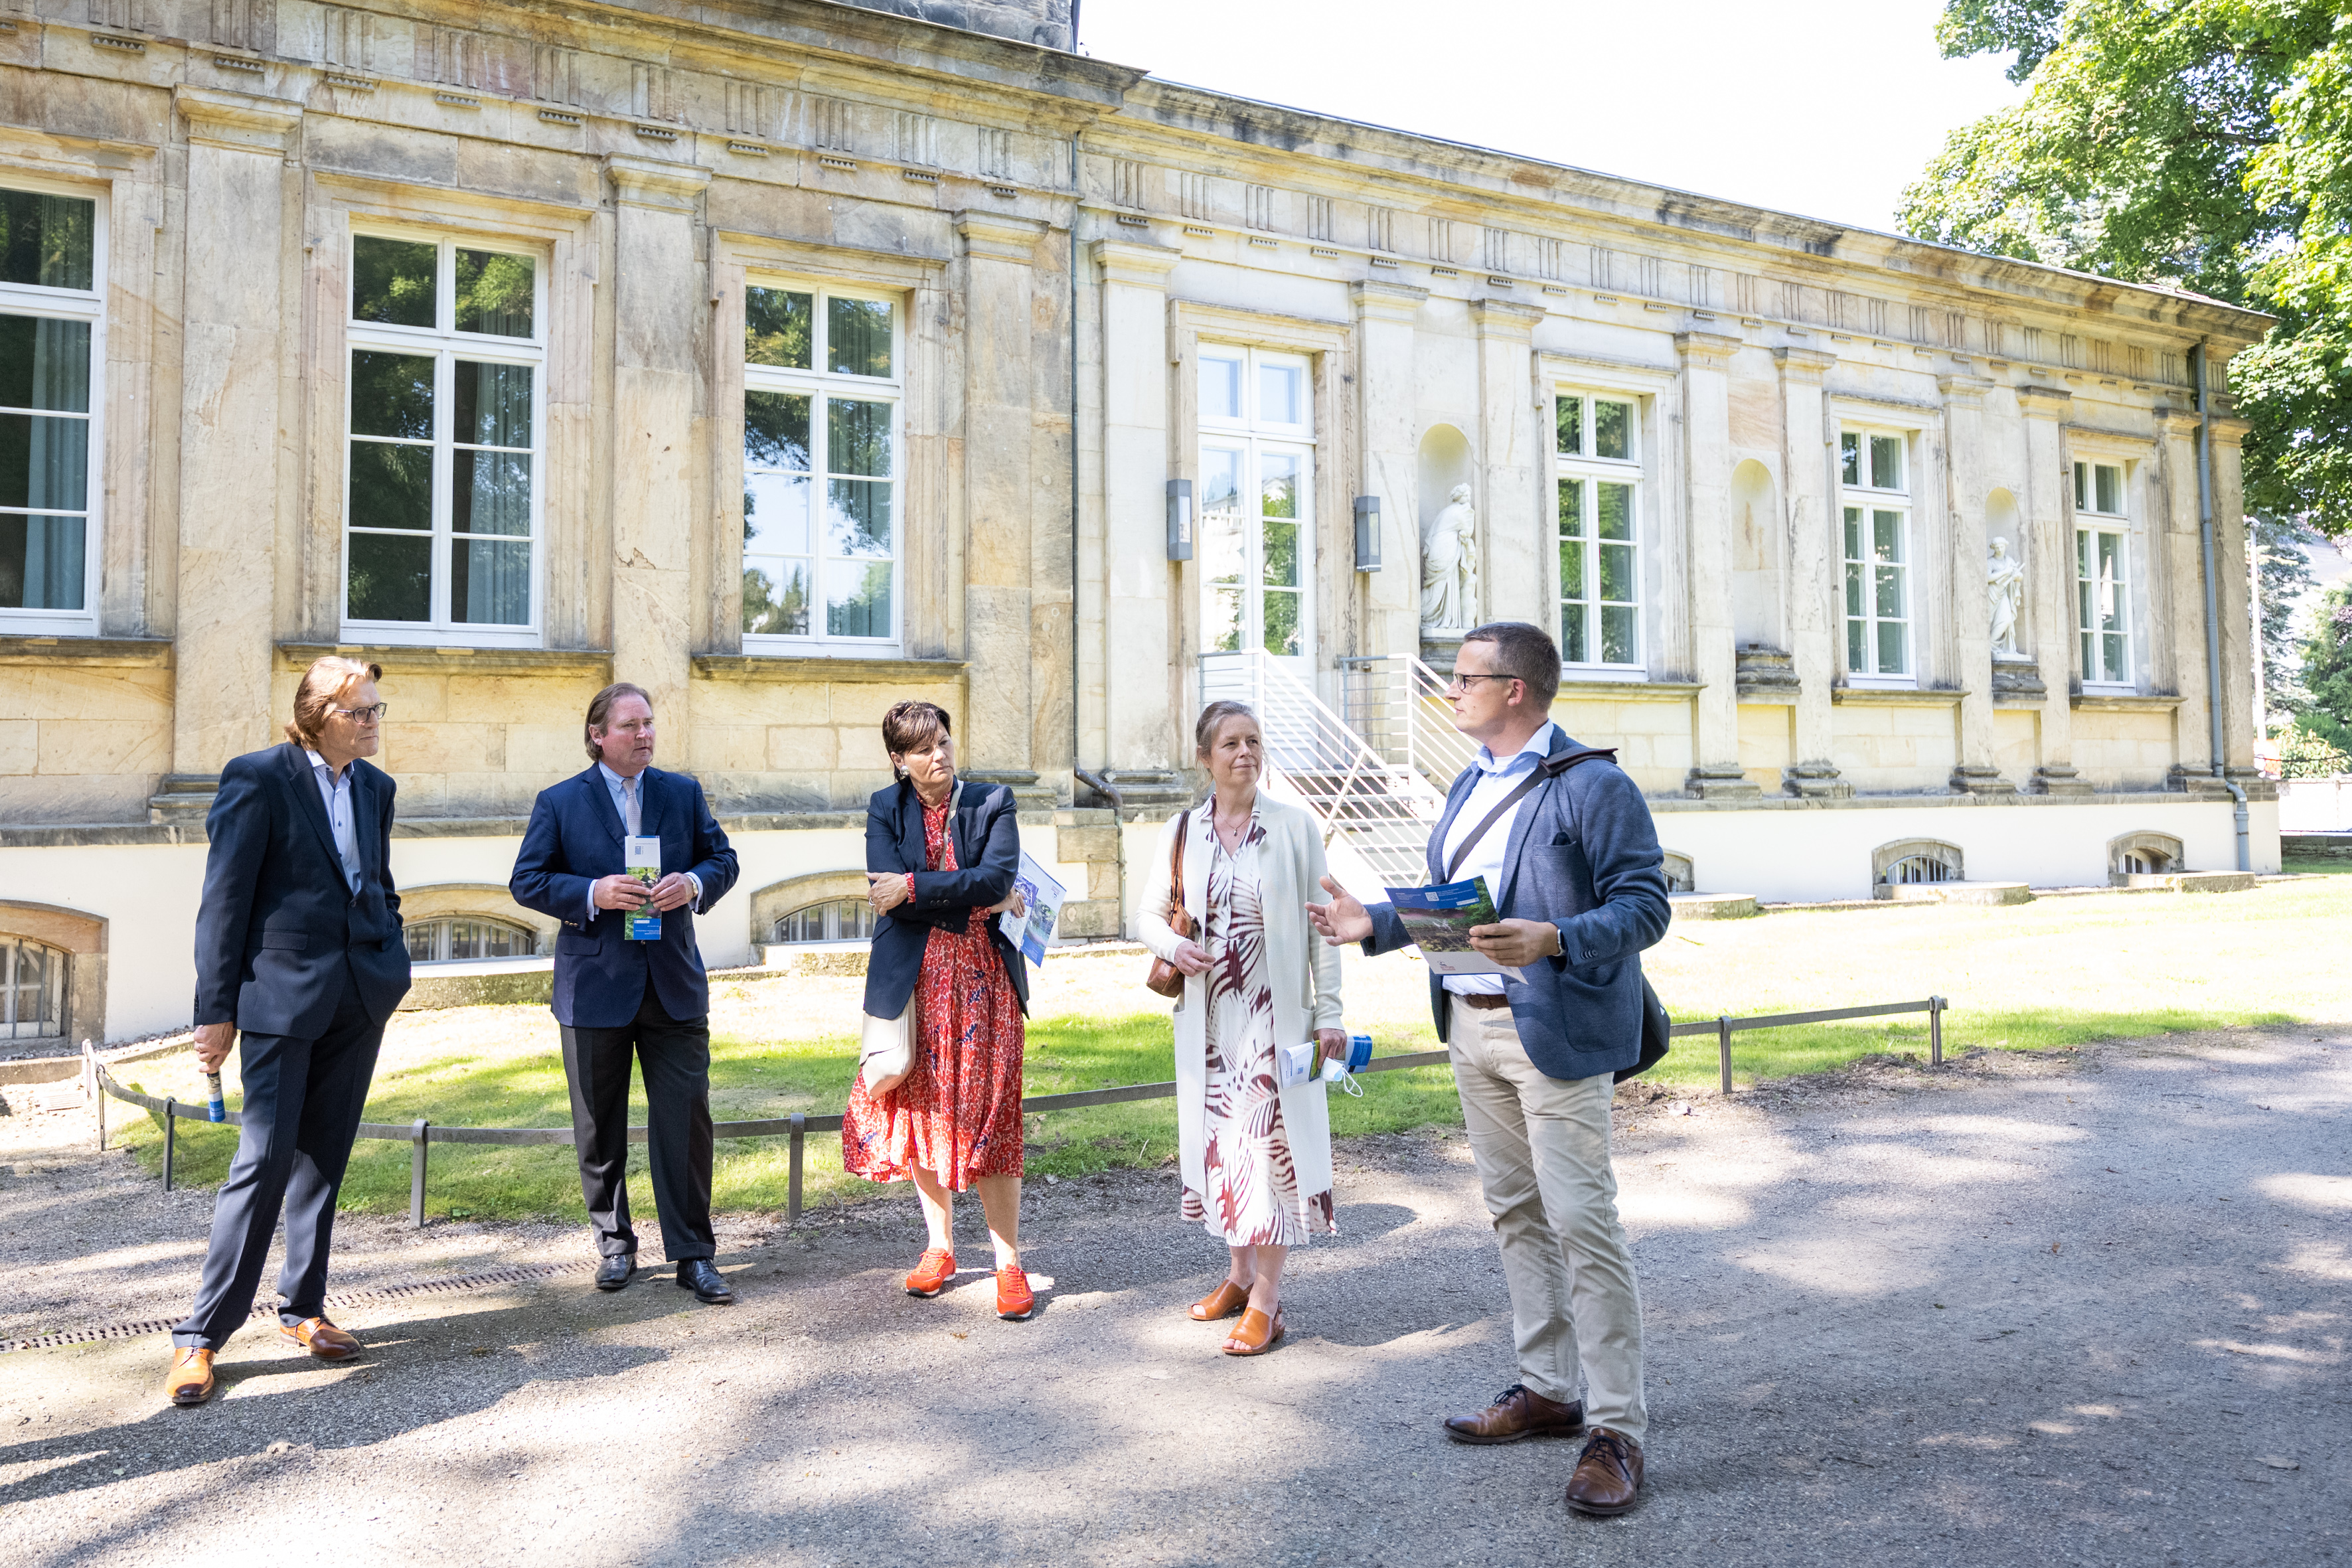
[1462,621,1561,708]
[283,656,382,747]
[583,682,653,763]
[882,700,953,778]
[1193,699,1261,758]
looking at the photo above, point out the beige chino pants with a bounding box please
[1447,996,1646,1443]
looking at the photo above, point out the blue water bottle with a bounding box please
[206,1071,226,1123]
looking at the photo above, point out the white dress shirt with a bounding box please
[303,749,364,896]
[1435,721,1559,996]
[586,761,700,925]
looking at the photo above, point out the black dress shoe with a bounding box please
[595,1255,637,1293]
[678,1259,734,1304]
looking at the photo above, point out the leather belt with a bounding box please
[1458,992,1512,1010]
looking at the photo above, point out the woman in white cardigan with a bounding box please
[1140,700,1346,1356]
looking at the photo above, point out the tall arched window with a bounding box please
[1,935,65,1040]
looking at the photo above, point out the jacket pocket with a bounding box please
[259,931,309,951]
[556,928,603,957]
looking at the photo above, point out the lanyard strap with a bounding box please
[1442,748,1618,883]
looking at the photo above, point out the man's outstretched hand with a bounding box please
[1305,875,1373,946]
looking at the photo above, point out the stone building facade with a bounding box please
[0,0,2276,1044]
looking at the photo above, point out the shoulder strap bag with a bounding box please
[1144,809,1194,999]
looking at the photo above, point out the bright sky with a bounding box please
[1077,0,2027,234]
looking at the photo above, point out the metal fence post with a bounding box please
[1717,1016,1734,1095]
[410,1119,430,1229]
[162,1097,177,1192]
[1929,996,1945,1066]
[94,1065,107,1152]
[787,1111,806,1226]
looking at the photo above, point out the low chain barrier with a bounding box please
[87,996,1946,1227]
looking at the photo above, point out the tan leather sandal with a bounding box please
[1221,1306,1285,1356]
[1188,1281,1251,1321]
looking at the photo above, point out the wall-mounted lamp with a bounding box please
[1354,496,1381,572]
[1166,478,1194,561]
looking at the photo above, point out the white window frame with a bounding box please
[1198,343,1316,666]
[740,277,906,657]
[1553,388,1644,675]
[1839,424,1915,686]
[2073,458,2134,690]
[0,174,106,637]
[342,224,547,647]
[402,914,542,966]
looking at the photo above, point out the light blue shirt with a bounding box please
[303,749,362,896]
[1435,721,1558,996]
[586,762,700,925]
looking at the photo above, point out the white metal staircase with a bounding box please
[1198,651,1470,890]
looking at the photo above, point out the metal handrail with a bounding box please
[90,995,1948,1227]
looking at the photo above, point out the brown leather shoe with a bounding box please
[1564,1426,1644,1516]
[166,1347,216,1407]
[280,1316,362,1362]
[1443,1383,1585,1445]
[1220,1306,1284,1356]
[1188,1281,1251,1322]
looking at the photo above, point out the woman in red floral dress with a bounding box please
[842,700,1035,1319]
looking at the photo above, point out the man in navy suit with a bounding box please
[510,682,740,1303]
[1308,622,1672,1517]
[166,657,414,1407]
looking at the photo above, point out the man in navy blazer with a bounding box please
[510,681,740,1303]
[1308,622,1670,1517]
[166,657,413,1407]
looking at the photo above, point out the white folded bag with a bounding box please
[860,1000,916,1097]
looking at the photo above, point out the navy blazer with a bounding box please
[193,743,412,1038]
[1363,726,1671,1080]
[509,765,740,1029]
[862,777,1028,1020]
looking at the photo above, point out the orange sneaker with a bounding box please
[903,1248,956,1297]
[995,1266,1035,1321]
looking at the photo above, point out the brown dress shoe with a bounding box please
[1443,1383,1585,1445]
[1221,1306,1285,1356]
[166,1347,216,1407]
[1564,1426,1644,1516]
[280,1316,363,1361]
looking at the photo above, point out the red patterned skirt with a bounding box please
[841,921,1026,1189]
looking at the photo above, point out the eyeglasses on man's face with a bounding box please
[1445,673,1512,694]
[329,703,390,723]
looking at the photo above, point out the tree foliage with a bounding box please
[1900,1,2352,536]
[2293,582,2352,753]
[2254,513,2321,716]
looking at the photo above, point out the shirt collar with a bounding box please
[303,748,351,786]
[597,761,645,792]
[1474,721,1558,776]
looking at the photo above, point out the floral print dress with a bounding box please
[1180,809,1336,1245]
[841,795,1025,1189]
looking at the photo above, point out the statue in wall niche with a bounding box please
[1421,483,1478,634]
[1988,536,2025,653]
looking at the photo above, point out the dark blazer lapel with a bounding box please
[584,765,626,844]
[1496,726,1574,912]
[897,779,929,870]
[281,742,347,874]
[636,767,665,840]
[950,779,980,870]
[349,761,376,885]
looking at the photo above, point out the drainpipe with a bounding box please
[2192,341,2251,872]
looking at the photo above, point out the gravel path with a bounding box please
[2,1026,2345,1567]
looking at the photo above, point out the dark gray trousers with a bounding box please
[560,985,716,1262]
[172,961,382,1350]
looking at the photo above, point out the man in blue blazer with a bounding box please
[1308,622,1671,1517]
[166,657,413,1407]
[510,682,740,1304]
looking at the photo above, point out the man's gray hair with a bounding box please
[1462,621,1560,708]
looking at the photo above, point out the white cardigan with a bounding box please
[1138,794,1345,1221]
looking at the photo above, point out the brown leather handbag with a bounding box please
[1144,809,1194,998]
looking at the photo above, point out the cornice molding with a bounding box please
[1351,279,1430,324]
[1773,346,1836,380]
[956,210,1050,264]
[606,155,712,211]
[175,86,301,151]
[1091,238,1180,287]
[2014,384,2075,418]
[1936,372,1997,406]
[1468,297,1545,338]
[1675,330,1741,370]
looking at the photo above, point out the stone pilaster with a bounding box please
[957,213,1050,775]
[1774,347,1847,797]
[1940,373,2009,793]
[607,156,710,734]
[1354,281,1427,659]
[1093,240,1180,771]
[2208,414,2258,774]
[167,88,301,792]
[2156,408,2205,757]
[2016,384,2086,793]
[1678,331,1755,798]
[1470,299,1545,627]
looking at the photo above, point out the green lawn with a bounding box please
[110,874,2352,1223]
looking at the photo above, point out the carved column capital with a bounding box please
[175,86,301,151]
[1352,279,1429,324]
[1773,345,1836,381]
[956,212,1048,264]
[1091,238,1178,288]
[606,155,710,210]
[1675,330,1741,370]
[1468,297,1545,339]
[2015,384,2074,420]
